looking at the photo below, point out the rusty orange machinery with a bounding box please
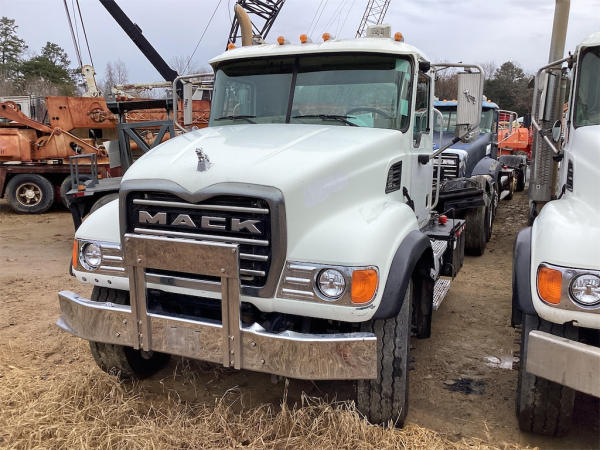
[0,101,108,163]
[498,124,532,159]
[45,96,211,130]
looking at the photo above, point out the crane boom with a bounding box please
[356,0,392,37]
[228,0,286,47]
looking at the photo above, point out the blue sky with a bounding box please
[2,0,599,83]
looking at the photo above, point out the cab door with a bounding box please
[410,69,434,225]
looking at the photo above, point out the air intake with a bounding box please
[385,161,402,193]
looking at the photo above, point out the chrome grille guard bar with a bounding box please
[57,234,376,380]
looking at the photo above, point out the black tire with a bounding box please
[357,280,412,426]
[516,168,526,192]
[464,203,489,256]
[505,175,515,200]
[516,312,578,436]
[6,174,54,214]
[89,287,170,379]
[89,192,119,215]
[59,175,91,208]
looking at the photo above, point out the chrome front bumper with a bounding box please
[526,330,600,397]
[57,234,377,380]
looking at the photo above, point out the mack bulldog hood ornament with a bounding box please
[195,147,212,172]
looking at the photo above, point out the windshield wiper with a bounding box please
[292,114,358,126]
[214,115,256,124]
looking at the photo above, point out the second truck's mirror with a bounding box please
[456,71,484,140]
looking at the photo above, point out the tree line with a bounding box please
[0,16,132,98]
[435,61,533,117]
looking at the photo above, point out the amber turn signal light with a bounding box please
[352,269,378,304]
[537,266,562,304]
[322,32,331,42]
[277,36,285,45]
[299,34,308,43]
[227,42,236,50]
[72,240,78,268]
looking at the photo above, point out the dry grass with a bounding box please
[0,344,529,450]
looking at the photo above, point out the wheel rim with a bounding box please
[15,182,43,207]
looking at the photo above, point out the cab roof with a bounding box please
[209,37,428,68]
[434,99,499,110]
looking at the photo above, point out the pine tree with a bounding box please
[0,17,27,81]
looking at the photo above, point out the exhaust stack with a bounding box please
[234,4,253,46]
[529,0,570,210]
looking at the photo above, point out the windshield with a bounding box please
[210,54,413,131]
[434,107,495,133]
[575,46,600,127]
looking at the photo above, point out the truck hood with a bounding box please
[123,123,399,196]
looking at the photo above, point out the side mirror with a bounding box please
[541,71,559,121]
[456,71,483,140]
[523,113,532,128]
[552,120,562,142]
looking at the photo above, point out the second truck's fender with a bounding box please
[512,226,534,326]
[372,229,433,320]
[471,156,501,184]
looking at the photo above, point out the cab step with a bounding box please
[433,278,451,311]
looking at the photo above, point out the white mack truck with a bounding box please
[57,22,486,425]
[512,8,600,435]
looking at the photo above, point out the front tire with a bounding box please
[515,168,526,192]
[88,287,170,378]
[6,174,54,214]
[516,312,578,436]
[357,280,412,426]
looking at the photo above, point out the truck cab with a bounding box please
[431,99,513,255]
[56,25,483,426]
[513,32,600,436]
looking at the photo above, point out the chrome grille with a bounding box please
[433,153,460,182]
[127,193,271,287]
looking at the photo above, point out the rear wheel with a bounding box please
[88,287,170,378]
[357,280,412,426]
[6,174,54,214]
[516,168,526,192]
[516,312,577,436]
[59,175,91,208]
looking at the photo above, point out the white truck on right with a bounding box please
[512,20,600,437]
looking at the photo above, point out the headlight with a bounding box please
[569,274,600,307]
[317,269,346,299]
[80,242,102,270]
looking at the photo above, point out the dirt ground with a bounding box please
[0,191,598,449]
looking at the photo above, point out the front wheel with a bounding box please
[357,280,412,426]
[88,287,170,378]
[6,174,54,214]
[516,312,578,436]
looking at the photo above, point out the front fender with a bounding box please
[75,198,121,242]
[471,156,501,180]
[289,199,422,320]
[512,227,534,326]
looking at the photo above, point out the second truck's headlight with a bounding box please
[80,242,102,270]
[318,269,346,299]
[569,274,600,306]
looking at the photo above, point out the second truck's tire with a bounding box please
[59,175,91,208]
[357,280,412,426]
[89,192,119,215]
[89,287,170,379]
[515,168,526,192]
[464,203,490,256]
[516,312,578,436]
[6,174,55,214]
